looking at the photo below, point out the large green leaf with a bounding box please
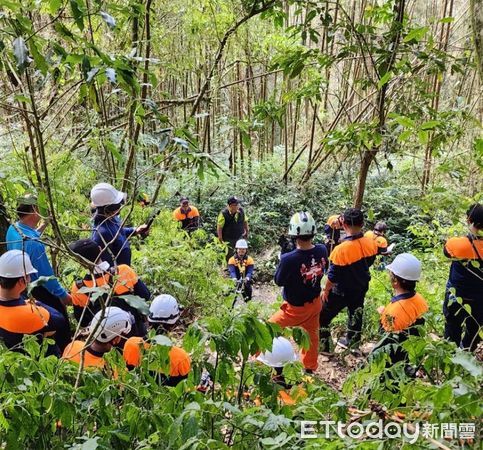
[119,294,150,315]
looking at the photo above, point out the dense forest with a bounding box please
[0,0,482,448]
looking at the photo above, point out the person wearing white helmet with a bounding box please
[6,195,73,328]
[63,306,132,369]
[372,253,428,368]
[271,212,328,373]
[228,239,254,301]
[0,250,69,355]
[90,183,149,266]
[123,294,191,386]
[256,337,307,406]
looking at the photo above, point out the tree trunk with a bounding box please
[0,195,9,256]
[470,0,483,81]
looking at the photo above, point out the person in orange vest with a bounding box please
[0,250,69,356]
[443,203,483,351]
[373,253,429,367]
[271,212,328,373]
[364,221,391,255]
[172,197,200,231]
[228,239,254,301]
[68,239,150,337]
[256,337,308,406]
[324,214,342,255]
[63,306,132,370]
[320,208,379,352]
[123,294,191,386]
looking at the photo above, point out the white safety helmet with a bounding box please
[386,253,422,281]
[0,250,37,278]
[88,306,132,343]
[90,183,127,207]
[149,294,181,325]
[235,239,248,249]
[257,337,298,368]
[288,212,317,237]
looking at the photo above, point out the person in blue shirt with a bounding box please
[0,250,69,356]
[6,196,72,349]
[90,183,149,266]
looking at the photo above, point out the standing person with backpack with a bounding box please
[217,196,249,261]
[443,203,483,351]
[270,212,328,373]
[319,208,378,352]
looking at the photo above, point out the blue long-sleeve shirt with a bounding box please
[6,222,67,299]
[92,215,135,266]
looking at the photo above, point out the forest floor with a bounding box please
[252,281,373,391]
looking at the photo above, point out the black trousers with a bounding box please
[243,279,253,301]
[443,289,482,351]
[31,286,72,353]
[319,288,368,350]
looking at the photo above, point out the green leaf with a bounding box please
[14,94,31,104]
[48,0,62,14]
[70,0,84,31]
[420,120,440,130]
[394,116,415,128]
[418,130,429,144]
[119,294,150,315]
[27,276,55,296]
[377,71,393,89]
[403,26,429,43]
[28,40,48,75]
[104,140,123,163]
[151,335,173,347]
[439,17,454,24]
[451,352,482,377]
[12,37,30,71]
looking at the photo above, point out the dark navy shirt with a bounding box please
[274,244,328,306]
[92,215,135,266]
[328,233,378,294]
[444,236,483,300]
[0,297,66,351]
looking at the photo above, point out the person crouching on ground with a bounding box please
[63,306,132,371]
[123,294,191,386]
[372,253,429,370]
